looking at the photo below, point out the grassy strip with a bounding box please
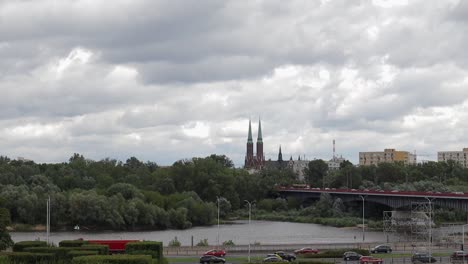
[168,256,250,263]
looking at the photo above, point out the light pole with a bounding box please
[245,200,253,263]
[217,196,220,248]
[463,224,468,263]
[425,197,433,257]
[360,195,365,242]
[46,196,50,244]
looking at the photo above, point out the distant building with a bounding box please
[438,148,468,168]
[327,156,345,170]
[244,119,265,170]
[359,149,416,166]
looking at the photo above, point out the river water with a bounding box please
[10,220,394,246]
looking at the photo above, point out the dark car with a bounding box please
[200,255,226,264]
[343,251,362,261]
[274,251,296,262]
[451,251,468,260]
[411,253,436,263]
[370,245,392,253]
[263,256,288,263]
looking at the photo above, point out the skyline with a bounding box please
[1,0,468,167]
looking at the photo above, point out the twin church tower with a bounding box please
[244,119,265,169]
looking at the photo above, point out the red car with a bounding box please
[359,256,383,264]
[294,248,319,254]
[204,249,226,257]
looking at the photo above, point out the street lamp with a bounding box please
[46,196,50,245]
[425,197,433,257]
[245,200,253,263]
[360,195,365,242]
[216,196,220,248]
[463,224,468,263]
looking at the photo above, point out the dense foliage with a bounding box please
[304,159,468,192]
[0,154,296,230]
[1,152,467,231]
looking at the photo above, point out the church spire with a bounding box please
[278,145,283,162]
[257,118,263,143]
[247,119,253,143]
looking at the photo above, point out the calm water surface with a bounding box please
[11,220,392,246]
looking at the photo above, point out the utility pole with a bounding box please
[360,195,365,241]
[46,196,50,244]
[217,196,220,248]
[245,200,253,263]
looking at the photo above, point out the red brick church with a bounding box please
[244,119,265,169]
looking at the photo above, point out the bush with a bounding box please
[67,250,99,258]
[125,241,163,260]
[196,239,208,247]
[168,237,181,247]
[222,240,235,246]
[12,241,48,252]
[23,247,71,260]
[59,240,88,247]
[301,249,369,258]
[80,244,109,255]
[72,255,152,264]
[2,252,55,264]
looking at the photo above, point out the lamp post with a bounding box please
[425,197,433,257]
[245,200,253,263]
[463,224,468,263]
[46,196,50,245]
[360,195,365,242]
[216,196,220,248]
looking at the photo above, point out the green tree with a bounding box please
[0,206,13,250]
[304,160,328,187]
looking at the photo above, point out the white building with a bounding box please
[327,156,345,170]
[438,148,468,168]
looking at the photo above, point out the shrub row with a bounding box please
[301,248,370,259]
[59,240,88,248]
[1,252,55,264]
[72,255,153,264]
[126,241,163,260]
[12,241,47,252]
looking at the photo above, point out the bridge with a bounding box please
[277,187,468,211]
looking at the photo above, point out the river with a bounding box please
[10,220,395,246]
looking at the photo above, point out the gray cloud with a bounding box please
[1,0,468,165]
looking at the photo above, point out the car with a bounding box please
[294,248,319,254]
[343,251,362,261]
[359,256,383,264]
[451,250,468,260]
[263,256,288,263]
[411,252,436,263]
[370,245,392,253]
[274,251,296,262]
[199,255,225,264]
[204,249,226,257]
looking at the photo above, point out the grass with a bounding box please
[168,256,250,263]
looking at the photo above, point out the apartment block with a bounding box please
[438,148,468,168]
[359,149,417,166]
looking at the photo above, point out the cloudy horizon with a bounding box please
[1,0,468,167]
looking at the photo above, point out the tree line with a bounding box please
[1,153,467,233]
[0,154,296,231]
[303,159,468,192]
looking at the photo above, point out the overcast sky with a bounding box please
[1,0,468,166]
